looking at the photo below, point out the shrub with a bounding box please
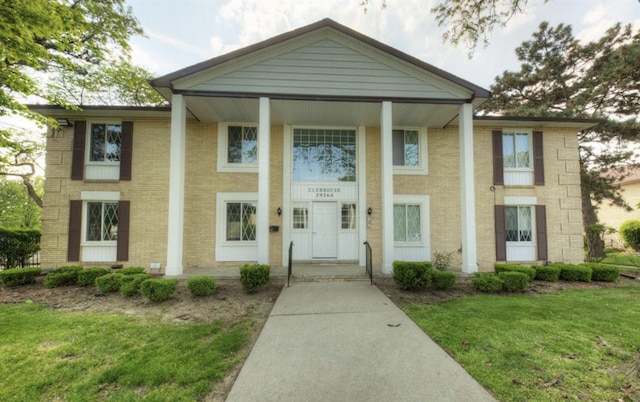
[120,274,151,297]
[585,263,620,282]
[392,261,432,290]
[498,271,530,292]
[77,267,110,287]
[140,278,179,302]
[494,263,536,281]
[95,273,124,292]
[44,266,83,288]
[620,220,640,251]
[432,251,454,271]
[186,276,217,296]
[240,264,270,293]
[0,228,40,269]
[0,267,41,287]
[554,263,592,282]
[471,273,503,293]
[116,267,146,275]
[431,270,456,290]
[533,265,560,282]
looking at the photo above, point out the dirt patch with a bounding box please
[0,276,284,401]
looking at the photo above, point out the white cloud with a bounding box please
[146,29,211,59]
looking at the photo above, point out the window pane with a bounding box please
[103,203,119,241]
[242,127,257,163]
[502,134,515,168]
[392,130,405,166]
[105,124,121,162]
[341,204,356,229]
[393,205,407,242]
[228,126,243,163]
[293,128,356,182]
[505,206,518,242]
[90,124,105,162]
[293,207,308,229]
[515,133,530,168]
[404,130,419,167]
[86,202,102,241]
[406,205,421,241]
[226,203,241,240]
[241,203,257,241]
[518,206,532,241]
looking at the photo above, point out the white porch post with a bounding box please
[257,97,271,265]
[166,94,186,276]
[381,101,394,274]
[459,103,478,273]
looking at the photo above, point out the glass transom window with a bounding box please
[394,204,421,242]
[90,123,121,162]
[293,128,356,182]
[86,202,118,241]
[503,132,531,169]
[228,126,257,164]
[505,206,532,242]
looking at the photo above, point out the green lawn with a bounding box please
[601,252,640,269]
[406,287,640,401]
[0,303,248,401]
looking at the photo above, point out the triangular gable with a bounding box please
[152,19,490,103]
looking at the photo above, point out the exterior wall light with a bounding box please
[367,207,373,216]
[277,207,282,216]
[56,118,73,127]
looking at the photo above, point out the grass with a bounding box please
[405,287,640,401]
[601,252,640,269]
[0,303,249,401]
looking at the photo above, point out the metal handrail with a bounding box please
[363,241,373,285]
[287,241,293,287]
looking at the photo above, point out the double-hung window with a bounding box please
[86,202,119,242]
[392,128,428,175]
[218,124,258,172]
[89,123,122,163]
[225,202,257,242]
[393,204,421,243]
[505,206,533,243]
[502,131,534,185]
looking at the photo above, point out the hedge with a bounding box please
[0,228,40,269]
[533,265,560,282]
[0,267,41,287]
[120,274,151,297]
[77,267,110,287]
[392,261,432,290]
[240,264,270,293]
[117,267,146,275]
[431,270,456,290]
[186,276,217,296]
[494,263,536,281]
[498,271,530,292]
[553,263,592,282]
[620,220,640,251]
[95,273,124,292]
[471,273,503,293]
[140,278,179,302]
[584,263,620,282]
[44,266,83,288]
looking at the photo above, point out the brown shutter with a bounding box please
[494,205,507,261]
[67,200,82,261]
[492,130,504,185]
[117,201,130,261]
[119,121,133,181]
[533,131,545,185]
[536,205,548,260]
[71,121,86,180]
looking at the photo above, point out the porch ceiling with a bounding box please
[184,96,461,128]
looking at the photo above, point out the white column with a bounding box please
[257,97,271,265]
[166,94,186,276]
[357,125,367,267]
[381,101,394,274]
[459,103,478,273]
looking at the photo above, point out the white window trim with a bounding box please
[80,201,119,246]
[216,192,259,247]
[505,205,536,245]
[503,129,533,172]
[85,120,123,167]
[393,127,428,175]
[217,122,259,173]
[393,195,430,247]
[291,202,310,232]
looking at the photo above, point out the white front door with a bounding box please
[312,202,338,259]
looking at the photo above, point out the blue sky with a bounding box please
[127,0,640,89]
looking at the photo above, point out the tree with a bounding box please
[0,129,45,208]
[482,22,640,259]
[0,177,43,229]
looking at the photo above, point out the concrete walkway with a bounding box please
[226,281,495,402]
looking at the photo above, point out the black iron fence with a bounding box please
[287,241,293,287]
[363,241,373,285]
